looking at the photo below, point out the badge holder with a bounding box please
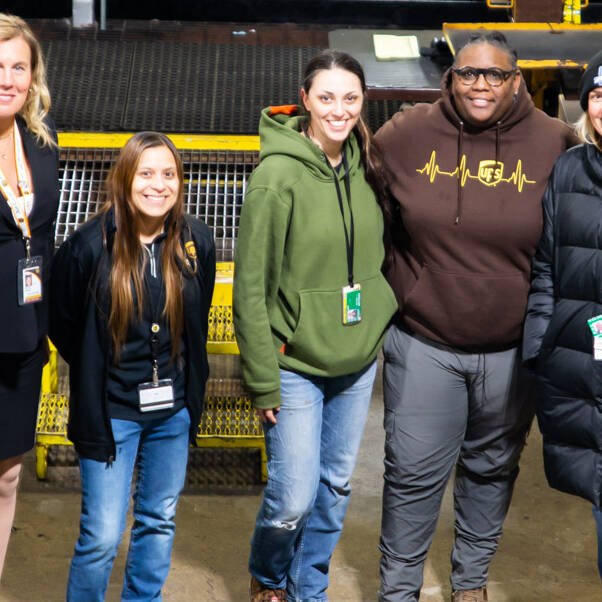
[342,283,362,325]
[588,315,602,360]
[17,236,43,306]
[138,378,175,412]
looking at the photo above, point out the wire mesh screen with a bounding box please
[56,146,259,259]
[364,99,403,134]
[42,39,133,132]
[181,150,257,261]
[123,43,322,133]
[42,39,399,134]
[56,148,117,246]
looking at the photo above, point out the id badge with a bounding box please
[342,283,361,325]
[137,379,175,412]
[588,315,602,337]
[17,255,43,306]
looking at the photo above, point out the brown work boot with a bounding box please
[249,575,287,602]
[451,587,488,602]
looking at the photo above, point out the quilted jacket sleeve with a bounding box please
[523,167,558,361]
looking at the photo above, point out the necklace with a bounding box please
[0,128,13,161]
[0,121,15,161]
[305,127,342,166]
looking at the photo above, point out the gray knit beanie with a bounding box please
[580,50,602,111]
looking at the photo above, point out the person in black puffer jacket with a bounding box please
[523,50,602,580]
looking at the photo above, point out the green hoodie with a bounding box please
[233,106,397,408]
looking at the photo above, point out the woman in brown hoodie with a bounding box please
[375,32,576,602]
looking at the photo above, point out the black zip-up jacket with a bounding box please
[48,210,215,462]
[523,143,602,507]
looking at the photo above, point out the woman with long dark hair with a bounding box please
[233,50,397,602]
[0,13,58,577]
[49,132,215,600]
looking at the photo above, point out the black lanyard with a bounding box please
[145,242,165,384]
[331,150,354,286]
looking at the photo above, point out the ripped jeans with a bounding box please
[249,362,376,602]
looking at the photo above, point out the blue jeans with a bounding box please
[250,361,377,602]
[67,407,191,602]
[594,506,602,579]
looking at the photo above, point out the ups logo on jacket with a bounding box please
[417,150,536,193]
[478,160,503,186]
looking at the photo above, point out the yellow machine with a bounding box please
[486,0,590,23]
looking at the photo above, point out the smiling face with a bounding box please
[301,67,363,154]
[131,145,180,241]
[0,36,32,122]
[451,43,520,128]
[588,87,602,139]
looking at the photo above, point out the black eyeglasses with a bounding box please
[452,67,517,87]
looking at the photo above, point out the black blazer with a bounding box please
[0,115,59,353]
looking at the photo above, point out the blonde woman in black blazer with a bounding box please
[0,13,58,577]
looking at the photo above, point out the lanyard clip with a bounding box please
[150,322,161,385]
[24,237,31,260]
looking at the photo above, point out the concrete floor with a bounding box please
[1,363,600,601]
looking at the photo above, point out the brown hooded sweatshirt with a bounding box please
[376,73,577,351]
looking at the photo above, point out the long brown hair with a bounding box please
[301,50,397,266]
[101,132,194,361]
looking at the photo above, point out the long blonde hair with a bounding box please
[0,13,55,147]
[101,132,195,361]
[575,111,602,152]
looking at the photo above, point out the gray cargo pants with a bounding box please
[378,325,535,601]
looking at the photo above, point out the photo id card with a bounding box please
[138,379,175,412]
[342,283,361,325]
[17,255,43,306]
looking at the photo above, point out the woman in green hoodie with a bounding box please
[233,50,397,602]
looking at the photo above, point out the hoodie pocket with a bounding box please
[403,264,530,347]
[286,273,397,374]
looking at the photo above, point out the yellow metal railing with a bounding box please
[57,132,260,150]
[486,0,514,8]
[563,0,589,24]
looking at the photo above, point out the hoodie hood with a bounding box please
[257,105,362,181]
[439,67,535,133]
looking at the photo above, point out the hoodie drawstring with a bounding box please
[454,120,503,226]
[455,120,464,225]
[495,121,501,165]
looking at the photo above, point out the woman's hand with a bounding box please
[256,407,280,424]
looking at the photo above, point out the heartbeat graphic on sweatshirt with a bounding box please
[417,151,536,192]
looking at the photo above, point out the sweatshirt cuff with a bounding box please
[252,389,282,409]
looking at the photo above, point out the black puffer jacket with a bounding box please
[523,143,602,507]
